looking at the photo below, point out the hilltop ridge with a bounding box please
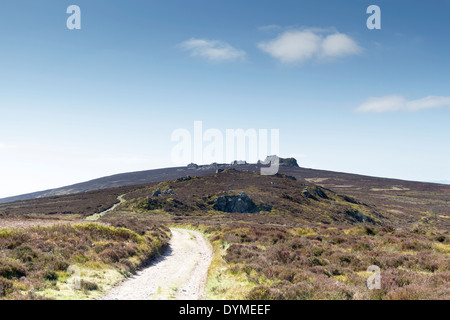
[0,156,298,204]
[0,156,449,230]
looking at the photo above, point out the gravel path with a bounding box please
[102,228,213,300]
[86,194,127,221]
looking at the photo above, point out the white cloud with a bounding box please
[356,95,450,113]
[321,33,362,57]
[258,29,362,63]
[258,30,321,63]
[180,38,246,62]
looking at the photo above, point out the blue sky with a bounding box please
[0,0,449,197]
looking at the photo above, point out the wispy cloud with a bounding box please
[180,38,246,63]
[258,28,362,64]
[258,24,282,32]
[356,95,450,113]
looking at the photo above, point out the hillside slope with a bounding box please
[1,160,448,229]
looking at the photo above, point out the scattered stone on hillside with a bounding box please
[177,176,192,182]
[216,169,225,173]
[213,192,258,213]
[151,188,176,196]
[345,209,375,223]
[187,163,199,169]
[152,188,162,197]
[197,162,228,170]
[162,189,176,195]
[314,187,329,199]
[231,160,248,165]
[258,155,299,167]
[302,187,318,201]
[210,163,219,169]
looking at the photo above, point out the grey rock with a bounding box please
[314,187,329,199]
[302,187,318,201]
[161,189,176,195]
[259,155,299,168]
[231,160,247,165]
[213,192,258,213]
[187,163,198,169]
[345,210,375,223]
[152,188,161,197]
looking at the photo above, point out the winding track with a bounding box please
[102,228,213,300]
[85,194,126,221]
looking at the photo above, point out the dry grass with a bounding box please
[1,169,449,300]
[0,222,170,299]
[171,220,449,300]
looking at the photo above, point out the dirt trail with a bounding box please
[86,194,126,221]
[102,228,213,300]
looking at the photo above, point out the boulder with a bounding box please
[152,188,176,196]
[345,210,375,224]
[213,192,258,213]
[313,187,329,199]
[231,160,247,165]
[187,163,198,169]
[152,188,161,197]
[302,187,318,201]
[177,176,192,182]
[259,155,299,167]
[162,189,176,195]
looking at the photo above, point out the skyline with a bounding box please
[1,0,450,198]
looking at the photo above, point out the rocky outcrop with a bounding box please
[176,176,192,182]
[302,187,318,201]
[151,188,176,197]
[213,192,258,213]
[152,188,162,197]
[187,163,199,169]
[231,160,248,165]
[313,187,329,199]
[259,155,299,168]
[301,186,329,201]
[345,209,375,223]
